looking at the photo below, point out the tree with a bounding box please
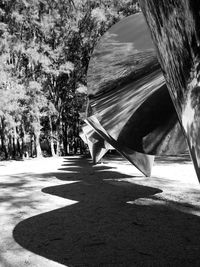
[0,0,139,160]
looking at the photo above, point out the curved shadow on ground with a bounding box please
[13,156,200,266]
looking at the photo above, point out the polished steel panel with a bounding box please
[87,13,186,156]
[140,0,200,181]
[81,124,109,164]
[86,116,154,177]
[84,12,187,176]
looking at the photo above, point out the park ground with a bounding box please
[1,153,200,266]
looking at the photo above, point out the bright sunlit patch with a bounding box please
[182,90,195,131]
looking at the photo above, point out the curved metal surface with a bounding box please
[139,0,200,181]
[86,116,154,176]
[81,124,109,164]
[84,12,187,176]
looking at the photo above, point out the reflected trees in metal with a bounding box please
[140,0,200,181]
[82,12,188,178]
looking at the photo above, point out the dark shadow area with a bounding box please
[13,156,200,266]
[117,84,186,155]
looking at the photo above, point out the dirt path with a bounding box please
[1,155,200,266]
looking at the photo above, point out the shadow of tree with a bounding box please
[13,156,200,266]
[0,173,49,217]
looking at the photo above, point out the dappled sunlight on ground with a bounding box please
[103,154,200,216]
[1,154,200,266]
[0,157,76,267]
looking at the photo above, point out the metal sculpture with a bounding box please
[82,11,191,178]
[139,0,200,181]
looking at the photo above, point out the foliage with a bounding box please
[0,0,138,159]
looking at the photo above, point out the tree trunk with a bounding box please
[17,138,23,158]
[8,135,13,159]
[56,135,61,156]
[4,138,8,160]
[30,133,35,158]
[35,130,43,158]
[32,117,43,158]
[49,115,56,157]
[13,126,18,159]
[16,125,23,158]
[0,117,8,160]
[21,123,29,159]
[63,124,69,155]
[55,119,63,156]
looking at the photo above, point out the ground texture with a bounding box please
[1,154,200,267]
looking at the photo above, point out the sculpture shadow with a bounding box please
[13,157,200,266]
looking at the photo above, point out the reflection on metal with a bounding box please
[80,124,110,164]
[139,0,200,181]
[86,116,155,177]
[82,12,189,178]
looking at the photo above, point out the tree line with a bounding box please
[0,0,138,160]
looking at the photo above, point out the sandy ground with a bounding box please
[1,154,200,267]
